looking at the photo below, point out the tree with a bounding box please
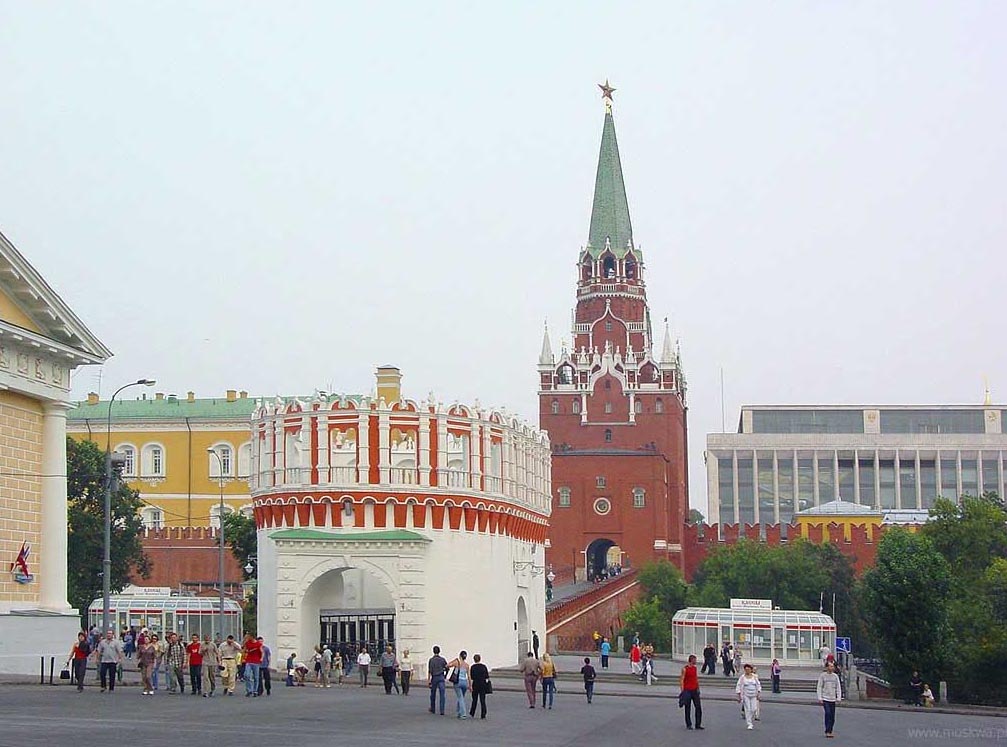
[861,527,952,698]
[67,436,150,624]
[621,595,672,651]
[688,508,706,525]
[222,511,257,580]
[922,494,1007,582]
[636,560,689,618]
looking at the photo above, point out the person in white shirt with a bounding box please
[735,663,762,730]
[816,661,842,738]
[357,645,372,688]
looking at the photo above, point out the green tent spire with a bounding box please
[587,109,634,258]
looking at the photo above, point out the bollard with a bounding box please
[40,656,44,685]
[939,680,948,704]
[49,656,55,685]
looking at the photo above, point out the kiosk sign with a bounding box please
[730,598,772,611]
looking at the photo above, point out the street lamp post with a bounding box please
[103,378,155,635]
[207,448,226,639]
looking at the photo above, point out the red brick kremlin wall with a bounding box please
[136,527,245,591]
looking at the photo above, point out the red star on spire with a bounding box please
[598,80,616,100]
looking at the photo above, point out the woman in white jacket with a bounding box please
[816,661,842,738]
[735,663,762,730]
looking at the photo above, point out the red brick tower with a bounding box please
[540,85,688,581]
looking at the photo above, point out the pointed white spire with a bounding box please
[539,321,554,365]
[660,317,675,364]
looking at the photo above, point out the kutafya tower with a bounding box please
[539,82,689,581]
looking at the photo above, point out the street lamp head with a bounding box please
[244,562,254,575]
[138,379,156,386]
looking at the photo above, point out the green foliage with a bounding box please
[66,437,150,625]
[921,494,1007,582]
[688,508,705,524]
[243,590,258,637]
[689,539,856,625]
[636,560,689,617]
[621,596,671,651]
[222,511,257,580]
[860,528,952,696]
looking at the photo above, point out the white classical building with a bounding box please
[0,230,110,673]
[252,367,551,673]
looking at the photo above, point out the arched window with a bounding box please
[237,442,252,478]
[634,400,643,414]
[115,445,136,477]
[633,487,646,508]
[656,398,664,414]
[558,364,575,384]
[626,259,636,279]
[572,399,581,414]
[604,402,613,414]
[209,443,234,478]
[582,261,593,281]
[209,503,234,529]
[604,429,612,443]
[141,444,165,477]
[239,504,255,518]
[551,399,559,415]
[603,256,616,278]
[140,506,164,529]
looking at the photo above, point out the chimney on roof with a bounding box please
[239,390,248,399]
[187,391,195,403]
[87,392,99,405]
[375,365,402,405]
[226,389,237,402]
[155,392,165,401]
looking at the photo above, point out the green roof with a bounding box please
[587,111,635,258]
[270,529,430,543]
[68,396,259,422]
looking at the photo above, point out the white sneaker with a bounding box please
[747,724,753,730]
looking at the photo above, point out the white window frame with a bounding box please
[209,442,235,478]
[116,444,137,478]
[141,443,166,478]
[633,487,646,508]
[141,506,164,530]
[237,441,253,479]
[558,487,571,507]
[596,476,606,488]
[209,503,235,529]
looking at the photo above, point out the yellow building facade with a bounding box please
[67,390,258,528]
[0,229,110,673]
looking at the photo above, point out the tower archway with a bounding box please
[586,538,619,581]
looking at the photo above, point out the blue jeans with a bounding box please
[822,700,836,734]
[152,662,160,690]
[542,677,555,708]
[429,675,446,714]
[454,681,468,716]
[244,663,260,695]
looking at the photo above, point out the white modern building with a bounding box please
[252,367,551,675]
[707,404,1007,526]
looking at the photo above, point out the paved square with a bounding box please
[0,681,1003,746]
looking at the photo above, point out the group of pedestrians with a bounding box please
[426,645,491,719]
[67,629,272,698]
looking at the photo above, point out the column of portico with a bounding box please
[853,450,861,504]
[435,412,448,487]
[272,417,283,486]
[357,412,371,484]
[40,402,72,611]
[300,412,312,484]
[752,452,760,525]
[915,451,923,509]
[378,409,391,484]
[894,451,902,508]
[470,422,482,492]
[772,452,780,524]
[316,411,329,484]
[418,412,432,487]
[482,421,493,493]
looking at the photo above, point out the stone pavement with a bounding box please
[0,678,1003,746]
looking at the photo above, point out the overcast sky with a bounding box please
[2,2,1005,515]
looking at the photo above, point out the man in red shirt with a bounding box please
[185,634,203,696]
[242,633,263,697]
[679,654,704,730]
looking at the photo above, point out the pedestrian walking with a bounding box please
[736,663,762,730]
[679,654,704,730]
[151,634,165,691]
[909,671,924,706]
[399,649,413,694]
[630,642,642,676]
[532,630,540,659]
[733,646,743,677]
[185,634,203,695]
[67,632,91,692]
[600,637,611,669]
[447,650,470,718]
[218,634,240,695]
[701,643,716,675]
[428,645,448,715]
[137,636,157,695]
[519,651,541,708]
[580,657,596,704]
[540,652,557,709]
[380,645,399,695]
[200,634,219,697]
[357,645,371,687]
[816,661,842,738]
[96,630,124,693]
[771,658,781,694]
[320,645,333,688]
[469,654,490,719]
[165,632,186,693]
[256,637,272,695]
[332,647,344,686]
[241,633,263,697]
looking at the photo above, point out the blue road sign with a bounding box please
[835,636,852,654]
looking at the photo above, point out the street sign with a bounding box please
[835,636,852,654]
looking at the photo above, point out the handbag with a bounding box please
[59,663,71,681]
[484,678,493,694]
[448,667,459,685]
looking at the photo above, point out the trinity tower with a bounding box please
[539,84,689,581]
